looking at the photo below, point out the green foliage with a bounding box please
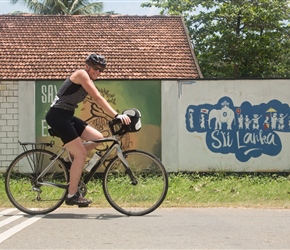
[10,0,103,15]
[142,0,290,78]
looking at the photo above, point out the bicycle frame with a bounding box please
[36,148,66,181]
[82,136,136,184]
[28,135,134,190]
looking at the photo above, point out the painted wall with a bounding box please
[162,79,290,172]
[2,79,290,173]
[35,80,161,158]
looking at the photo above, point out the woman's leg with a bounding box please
[80,124,104,152]
[64,137,87,195]
[65,125,103,195]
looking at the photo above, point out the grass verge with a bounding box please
[162,172,290,208]
[1,172,290,209]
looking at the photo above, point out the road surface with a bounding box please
[0,207,289,249]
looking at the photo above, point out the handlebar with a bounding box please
[108,118,128,136]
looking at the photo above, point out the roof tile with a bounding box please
[0,15,201,80]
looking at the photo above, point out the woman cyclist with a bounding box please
[46,53,131,206]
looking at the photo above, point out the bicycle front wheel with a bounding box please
[5,149,69,215]
[103,150,168,216]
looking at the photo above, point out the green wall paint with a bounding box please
[35,80,161,157]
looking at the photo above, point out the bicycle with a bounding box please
[5,110,168,216]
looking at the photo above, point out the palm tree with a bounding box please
[10,0,103,15]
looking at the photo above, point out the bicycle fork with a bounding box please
[116,146,138,185]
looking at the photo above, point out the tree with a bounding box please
[10,0,103,15]
[142,0,290,78]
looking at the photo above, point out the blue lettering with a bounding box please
[211,131,222,149]
[186,97,285,161]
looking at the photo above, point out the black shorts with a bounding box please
[46,107,88,144]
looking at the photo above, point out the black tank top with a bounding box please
[51,78,88,111]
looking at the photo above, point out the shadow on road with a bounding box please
[44,212,125,220]
[43,211,161,220]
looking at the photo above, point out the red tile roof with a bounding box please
[0,15,202,80]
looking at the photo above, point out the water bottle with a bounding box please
[85,152,101,172]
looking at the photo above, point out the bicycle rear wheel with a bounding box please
[5,149,69,215]
[103,150,168,216]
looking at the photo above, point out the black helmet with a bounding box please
[85,53,107,68]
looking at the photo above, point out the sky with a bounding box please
[0,0,161,15]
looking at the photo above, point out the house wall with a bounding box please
[0,81,19,170]
[0,81,35,171]
[1,79,290,173]
[161,79,290,172]
[0,80,161,171]
[34,80,161,157]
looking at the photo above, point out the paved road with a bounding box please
[0,207,289,249]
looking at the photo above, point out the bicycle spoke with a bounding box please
[103,150,168,216]
[5,149,69,215]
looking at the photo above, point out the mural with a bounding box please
[185,96,290,162]
[35,80,161,158]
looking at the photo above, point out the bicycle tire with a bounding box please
[5,149,69,215]
[103,150,168,216]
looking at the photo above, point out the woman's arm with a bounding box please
[71,70,130,124]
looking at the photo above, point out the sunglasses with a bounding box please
[91,66,105,73]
